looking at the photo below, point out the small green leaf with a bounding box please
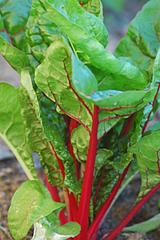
[124,213,160,233]
[8,180,64,240]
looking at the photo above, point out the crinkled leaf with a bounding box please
[131,131,160,197]
[25,0,60,65]
[0,82,35,179]
[124,213,160,233]
[35,37,92,131]
[19,71,63,186]
[8,180,64,240]
[116,0,160,83]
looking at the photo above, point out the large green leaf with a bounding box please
[35,37,92,131]
[116,0,160,82]
[131,131,160,197]
[8,180,64,240]
[0,0,32,48]
[19,71,63,186]
[42,0,147,91]
[40,0,108,47]
[124,213,160,233]
[0,82,36,179]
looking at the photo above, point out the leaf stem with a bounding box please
[103,182,160,240]
[77,105,99,239]
[88,163,131,240]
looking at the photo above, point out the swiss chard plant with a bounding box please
[0,0,160,239]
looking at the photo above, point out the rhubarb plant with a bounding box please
[0,0,160,239]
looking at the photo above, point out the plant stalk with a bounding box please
[77,105,99,239]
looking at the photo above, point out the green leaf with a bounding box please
[19,70,63,186]
[0,82,36,179]
[131,131,160,197]
[43,0,146,91]
[40,0,108,47]
[32,221,80,240]
[0,36,30,73]
[0,0,32,48]
[35,37,92,130]
[8,180,64,240]
[116,0,160,83]
[124,213,160,233]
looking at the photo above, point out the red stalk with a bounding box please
[104,182,160,240]
[77,106,99,239]
[142,83,160,135]
[88,163,131,240]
